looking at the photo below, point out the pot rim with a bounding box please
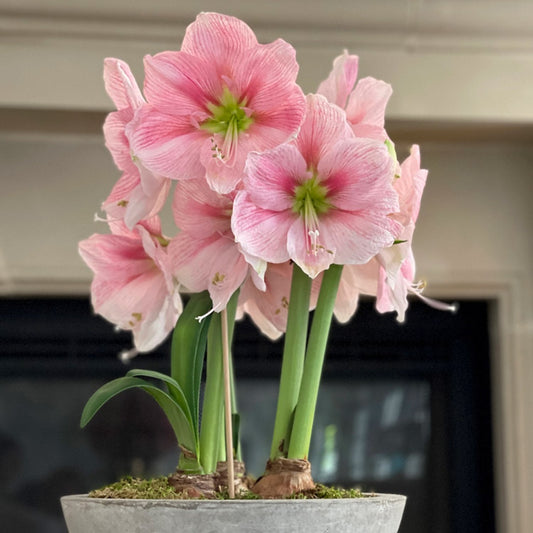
[61,493,406,505]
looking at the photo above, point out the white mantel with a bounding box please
[1,2,532,533]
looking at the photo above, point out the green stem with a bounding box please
[225,291,242,461]
[199,313,224,474]
[269,264,312,459]
[288,264,343,460]
[199,291,240,473]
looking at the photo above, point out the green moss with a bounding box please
[287,484,364,500]
[215,489,261,500]
[89,477,365,500]
[89,476,189,500]
[313,484,364,499]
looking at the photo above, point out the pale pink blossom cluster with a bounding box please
[79,12,433,352]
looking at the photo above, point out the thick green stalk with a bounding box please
[288,264,343,460]
[269,264,312,459]
[199,313,224,474]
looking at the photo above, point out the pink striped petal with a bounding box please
[239,261,293,338]
[319,210,399,265]
[207,243,249,312]
[244,144,308,211]
[318,138,397,212]
[346,77,392,137]
[143,51,220,113]
[103,58,144,110]
[236,39,304,121]
[169,232,219,293]
[103,110,136,174]
[127,106,207,180]
[395,145,428,224]
[317,51,359,109]
[287,217,335,278]
[296,94,353,169]
[79,234,152,284]
[172,179,232,238]
[170,231,248,312]
[181,12,258,67]
[232,192,294,264]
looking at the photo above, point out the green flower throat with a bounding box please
[292,176,331,218]
[201,87,254,138]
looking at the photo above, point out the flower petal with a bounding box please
[143,51,220,114]
[318,138,397,212]
[170,231,248,312]
[295,94,353,169]
[346,77,392,140]
[317,51,359,109]
[244,144,308,211]
[232,192,294,264]
[395,145,428,224]
[181,12,258,66]
[103,109,136,174]
[172,179,232,238]
[287,217,335,278]
[319,209,399,265]
[103,58,144,110]
[127,105,207,180]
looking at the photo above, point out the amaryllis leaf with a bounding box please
[125,369,193,427]
[80,376,198,462]
[232,413,240,456]
[171,291,213,437]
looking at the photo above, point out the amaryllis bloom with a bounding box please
[375,144,430,321]
[335,145,455,323]
[232,94,401,279]
[78,218,181,352]
[169,180,265,314]
[127,12,306,194]
[102,58,170,229]
[318,50,392,142]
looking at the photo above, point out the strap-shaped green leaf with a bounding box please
[80,376,198,462]
[171,291,212,434]
[125,369,193,427]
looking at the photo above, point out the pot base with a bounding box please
[61,493,406,533]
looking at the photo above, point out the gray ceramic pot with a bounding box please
[61,493,406,532]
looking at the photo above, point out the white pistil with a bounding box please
[118,348,139,363]
[409,281,459,313]
[221,115,239,167]
[308,229,320,255]
[196,308,215,322]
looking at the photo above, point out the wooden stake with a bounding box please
[221,308,235,498]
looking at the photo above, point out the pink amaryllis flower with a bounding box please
[78,217,181,352]
[232,94,401,279]
[102,58,171,229]
[127,12,306,194]
[335,145,455,323]
[169,179,265,314]
[318,50,393,142]
[375,144,433,321]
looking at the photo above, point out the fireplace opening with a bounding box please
[0,297,494,533]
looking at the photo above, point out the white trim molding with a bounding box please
[425,269,533,533]
[2,1,533,121]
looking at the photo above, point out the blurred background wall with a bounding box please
[1,2,532,532]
